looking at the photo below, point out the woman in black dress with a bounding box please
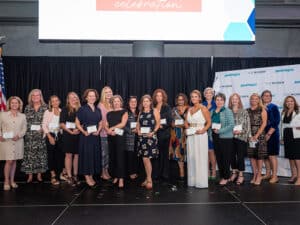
[137,95,160,189]
[281,96,300,186]
[75,89,102,187]
[124,96,139,180]
[152,89,172,181]
[106,95,128,188]
[60,92,81,185]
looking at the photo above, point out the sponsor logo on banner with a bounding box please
[294,80,300,84]
[224,73,240,77]
[291,93,300,96]
[96,0,202,12]
[248,70,266,75]
[265,81,285,85]
[241,95,249,99]
[275,68,294,73]
[240,83,257,87]
[220,84,232,88]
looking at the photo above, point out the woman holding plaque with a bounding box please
[185,90,211,188]
[247,93,267,185]
[124,96,139,180]
[169,93,189,180]
[211,93,235,186]
[152,89,172,181]
[106,95,128,188]
[60,92,81,185]
[228,93,251,185]
[261,90,281,184]
[75,89,102,187]
[0,96,27,190]
[281,96,300,185]
[21,89,48,183]
[203,87,217,179]
[137,95,160,189]
[42,95,63,186]
[98,86,113,180]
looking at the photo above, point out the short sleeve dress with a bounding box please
[77,104,102,175]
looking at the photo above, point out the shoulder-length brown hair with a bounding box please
[82,89,99,103]
[27,89,45,106]
[228,93,243,110]
[152,88,168,107]
[7,96,23,112]
[282,95,299,114]
[139,94,153,112]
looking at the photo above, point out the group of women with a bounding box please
[0,86,300,191]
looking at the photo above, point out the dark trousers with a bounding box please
[213,133,233,179]
[46,133,63,174]
[231,138,247,171]
[108,135,125,178]
[126,151,138,176]
[153,135,170,180]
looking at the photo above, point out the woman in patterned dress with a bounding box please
[169,93,188,180]
[21,89,48,183]
[137,95,160,189]
[124,96,139,180]
[247,93,267,185]
[98,86,113,180]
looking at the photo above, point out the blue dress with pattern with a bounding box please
[137,109,159,159]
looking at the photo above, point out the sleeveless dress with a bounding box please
[186,109,208,188]
[137,109,159,159]
[169,107,187,162]
[247,108,268,159]
[107,109,127,178]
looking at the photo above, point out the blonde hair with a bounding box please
[190,89,202,104]
[228,93,243,110]
[139,94,153,112]
[7,96,23,112]
[110,95,124,109]
[66,92,81,114]
[100,86,113,109]
[27,89,45,106]
[249,93,264,109]
[48,95,61,112]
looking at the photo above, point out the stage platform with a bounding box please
[0,174,299,225]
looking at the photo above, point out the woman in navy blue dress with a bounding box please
[203,87,217,179]
[261,90,280,184]
[75,89,102,187]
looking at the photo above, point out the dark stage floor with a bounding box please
[0,175,299,225]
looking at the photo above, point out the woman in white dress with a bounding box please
[185,90,211,188]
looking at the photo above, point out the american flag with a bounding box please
[0,56,7,111]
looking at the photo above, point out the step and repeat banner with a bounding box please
[213,64,300,177]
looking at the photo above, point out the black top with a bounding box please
[107,109,127,128]
[157,104,172,139]
[60,107,76,124]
